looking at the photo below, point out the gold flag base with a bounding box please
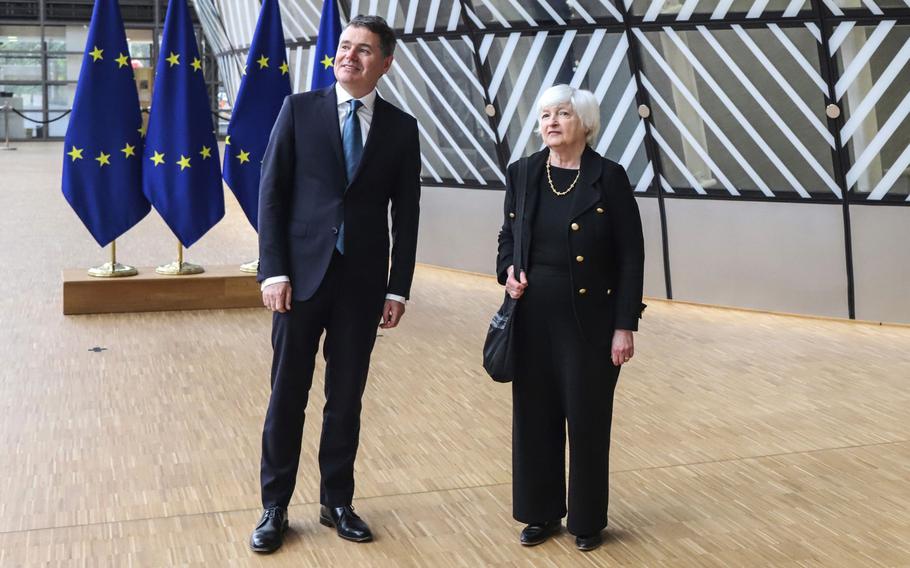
[239,259,259,274]
[87,262,138,278]
[156,261,204,275]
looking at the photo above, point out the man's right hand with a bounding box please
[263,282,293,313]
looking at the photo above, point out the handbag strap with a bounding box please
[512,158,529,275]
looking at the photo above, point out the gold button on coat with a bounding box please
[578,288,587,295]
[576,255,584,263]
[596,207,604,214]
[571,222,580,231]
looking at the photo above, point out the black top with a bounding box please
[529,165,579,271]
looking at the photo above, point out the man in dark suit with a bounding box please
[249,15,420,553]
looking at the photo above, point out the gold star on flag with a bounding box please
[241,66,247,76]
[177,155,192,171]
[121,143,136,158]
[237,149,251,164]
[199,146,212,159]
[166,52,180,67]
[150,151,165,166]
[320,55,334,69]
[138,124,147,137]
[257,55,269,69]
[67,146,84,162]
[115,53,129,68]
[191,57,202,72]
[225,135,231,146]
[89,46,103,62]
[95,151,111,167]
[280,61,289,75]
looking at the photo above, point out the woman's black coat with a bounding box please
[496,146,645,345]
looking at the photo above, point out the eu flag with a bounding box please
[61,0,150,247]
[223,0,292,231]
[142,0,224,247]
[311,0,342,90]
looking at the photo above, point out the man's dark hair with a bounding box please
[347,15,397,57]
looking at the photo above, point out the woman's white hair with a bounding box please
[536,84,601,146]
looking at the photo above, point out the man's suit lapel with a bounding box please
[318,85,346,186]
[347,95,387,188]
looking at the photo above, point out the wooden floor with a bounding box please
[2,142,910,567]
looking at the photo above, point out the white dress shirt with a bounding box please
[261,84,405,305]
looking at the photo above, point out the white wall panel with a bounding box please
[665,200,849,317]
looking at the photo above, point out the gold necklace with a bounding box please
[546,156,581,197]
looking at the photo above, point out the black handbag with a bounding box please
[482,159,528,383]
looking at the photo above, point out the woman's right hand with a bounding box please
[506,265,528,299]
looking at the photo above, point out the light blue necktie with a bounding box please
[337,99,363,254]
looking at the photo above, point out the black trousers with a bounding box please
[512,265,620,536]
[260,251,384,509]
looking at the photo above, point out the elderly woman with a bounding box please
[496,84,645,551]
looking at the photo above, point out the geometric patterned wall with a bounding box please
[193,0,910,317]
[195,0,910,203]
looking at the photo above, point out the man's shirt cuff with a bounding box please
[261,275,290,291]
[262,278,405,304]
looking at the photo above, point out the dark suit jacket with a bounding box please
[497,146,645,343]
[257,85,421,303]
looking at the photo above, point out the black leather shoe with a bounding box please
[319,505,373,542]
[249,507,288,553]
[575,531,603,551]
[519,520,561,546]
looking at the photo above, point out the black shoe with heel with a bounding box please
[519,520,561,546]
[575,531,604,551]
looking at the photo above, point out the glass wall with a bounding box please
[0,2,227,140]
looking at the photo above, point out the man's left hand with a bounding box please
[379,300,405,329]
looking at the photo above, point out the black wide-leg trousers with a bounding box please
[512,266,620,536]
[260,251,384,509]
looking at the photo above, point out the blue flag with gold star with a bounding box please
[223,0,292,231]
[61,0,150,247]
[311,0,342,89]
[142,0,223,247]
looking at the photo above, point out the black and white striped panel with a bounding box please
[482,31,652,191]
[346,0,467,32]
[380,37,502,184]
[636,24,839,198]
[832,21,910,202]
[630,0,812,21]
[462,0,623,29]
[820,0,910,17]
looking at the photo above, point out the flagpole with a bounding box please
[156,239,204,275]
[87,239,138,277]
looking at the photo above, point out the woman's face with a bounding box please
[539,103,586,150]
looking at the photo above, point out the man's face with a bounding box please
[334,25,393,94]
